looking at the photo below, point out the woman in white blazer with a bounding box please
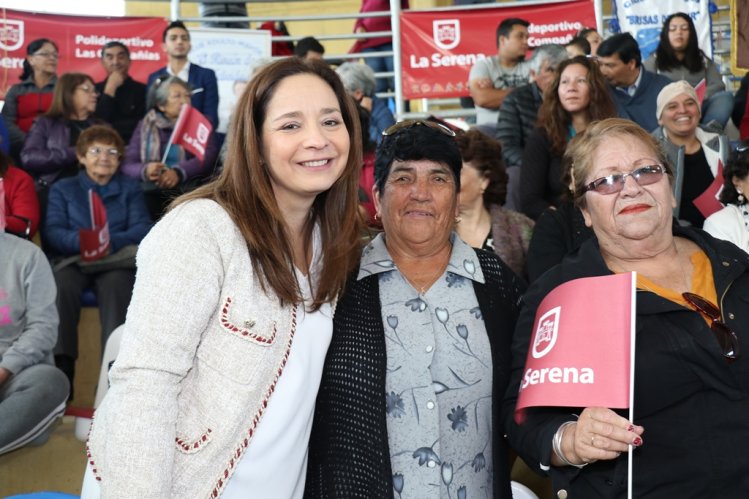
[82,58,363,498]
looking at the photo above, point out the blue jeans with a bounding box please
[361,43,394,95]
[701,90,734,128]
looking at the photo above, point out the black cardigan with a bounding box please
[305,249,525,499]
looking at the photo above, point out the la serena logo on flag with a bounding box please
[515,272,636,425]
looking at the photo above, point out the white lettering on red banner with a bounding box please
[521,366,595,390]
[0,9,167,101]
[400,0,596,99]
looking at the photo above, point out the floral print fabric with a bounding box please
[358,232,493,499]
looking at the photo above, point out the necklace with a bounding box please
[400,246,452,295]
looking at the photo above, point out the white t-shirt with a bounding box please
[469,55,530,125]
[222,269,332,498]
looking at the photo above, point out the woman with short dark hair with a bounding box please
[455,129,534,279]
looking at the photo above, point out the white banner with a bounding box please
[190,28,271,134]
[612,0,712,60]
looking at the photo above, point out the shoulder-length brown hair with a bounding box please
[537,55,617,156]
[46,72,94,120]
[174,58,363,311]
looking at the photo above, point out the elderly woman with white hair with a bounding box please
[652,80,730,228]
[335,61,395,143]
[121,75,218,220]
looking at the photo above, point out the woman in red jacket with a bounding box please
[0,151,39,239]
[0,38,58,161]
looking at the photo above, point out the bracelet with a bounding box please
[552,421,588,468]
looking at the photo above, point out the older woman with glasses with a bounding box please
[1,38,58,160]
[704,142,749,253]
[306,120,525,498]
[122,75,218,221]
[44,125,151,396]
[503,118,749,498]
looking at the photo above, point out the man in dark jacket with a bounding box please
[597,33,671,132]
[95,41,146,143]
[497,44,568,210]
[147,21,219,129]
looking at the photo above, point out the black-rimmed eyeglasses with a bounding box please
[682,292,740,363]
[584,165,665,195]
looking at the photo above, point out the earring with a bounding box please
[738,190,745,205]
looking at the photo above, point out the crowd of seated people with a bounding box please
[3,14,749,492]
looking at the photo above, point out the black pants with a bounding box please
[53,265,135,362]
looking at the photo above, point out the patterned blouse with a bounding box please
[358,232,493,499]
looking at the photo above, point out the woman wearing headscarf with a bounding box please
[652,80,730,228]
[643,12,733,127]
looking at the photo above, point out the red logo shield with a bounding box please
[433,19,460,50]
[0,19,24,52]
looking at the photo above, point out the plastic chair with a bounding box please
[511,480,540,499]
[74,324,124,441]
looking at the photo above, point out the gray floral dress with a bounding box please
[358,232,493,499]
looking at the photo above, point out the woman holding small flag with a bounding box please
[503,118,749,498]
[83,58,363,498]
[44,125,151,397]
[122,75,218,221]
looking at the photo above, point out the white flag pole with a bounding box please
[627,271,637,499]
[161,103,188,165]
[89,188,95,229]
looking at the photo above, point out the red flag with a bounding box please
[171,104,213,162]
[515,273,636,424]
[694,78,706,105]
[692,160,725,219]
[79,190,110,262]
[0,178,6,232]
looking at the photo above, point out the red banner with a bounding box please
[0,9,167,101]
[400,0,596,99]
[171,103,212,162]
[515,272,635,424]
[80,189,110,262]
